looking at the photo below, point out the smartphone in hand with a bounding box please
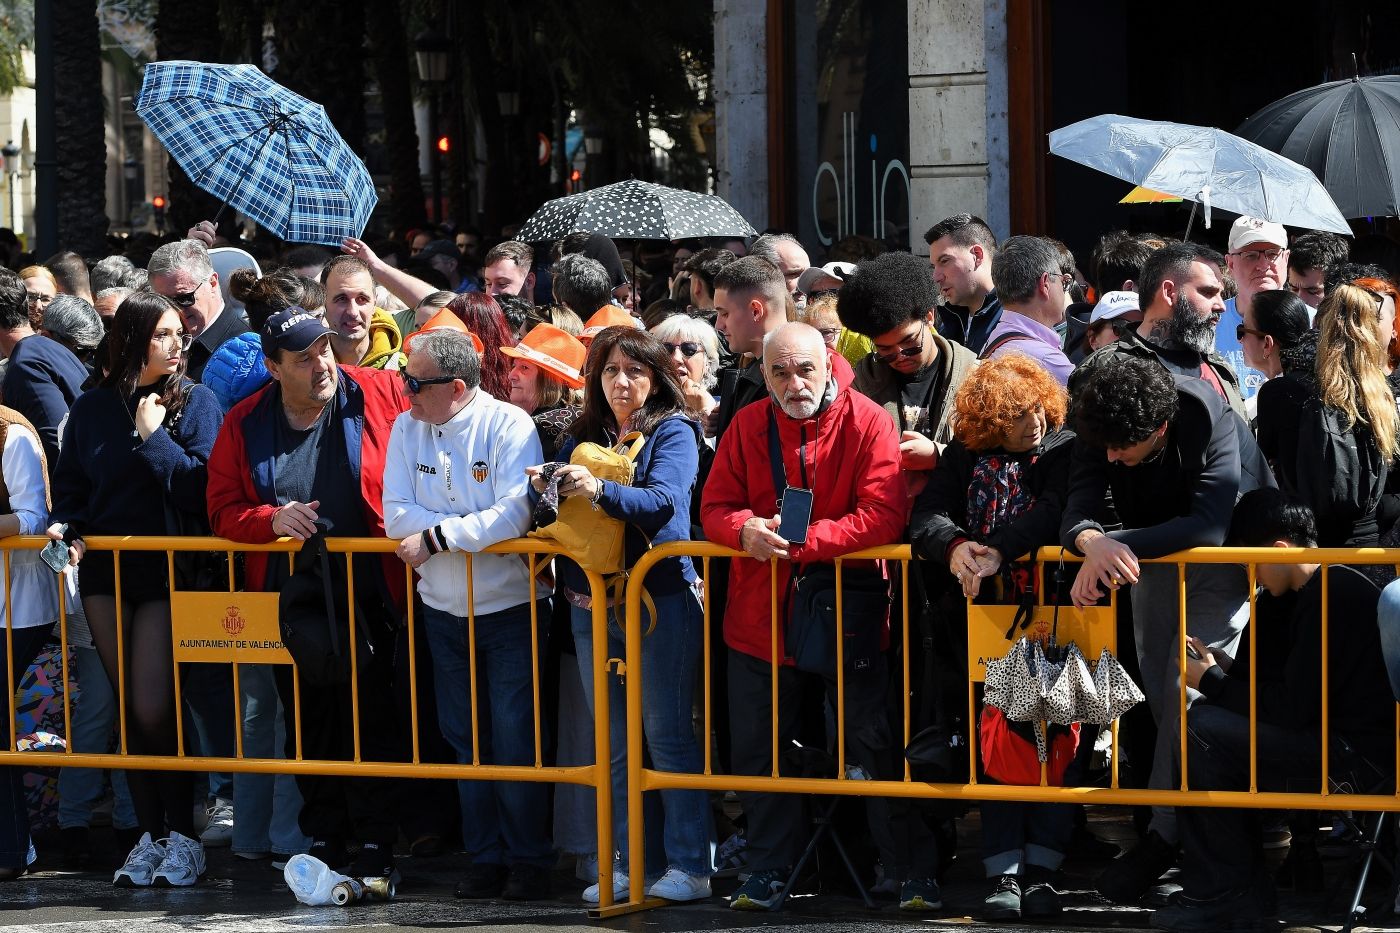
[777,486,814,546]
[40,524,69,574]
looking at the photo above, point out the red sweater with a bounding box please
[206,366,409,604]
[701,386,907,663]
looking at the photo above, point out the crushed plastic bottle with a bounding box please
[285,853,352,906]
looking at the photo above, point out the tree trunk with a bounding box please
[52,0,108,258]
[155,1,224,236]
[365,0,426,237]
[271,1,365,156]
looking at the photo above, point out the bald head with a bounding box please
[763,322,829,420]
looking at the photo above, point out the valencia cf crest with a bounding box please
[472,460,489,483]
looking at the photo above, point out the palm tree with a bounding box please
[155,0,225,236]
[366,0,426,236]
[53,0,107,257]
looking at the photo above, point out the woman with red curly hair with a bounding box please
[910,352,1075,922]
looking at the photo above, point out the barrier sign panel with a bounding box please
[171,592,291,664]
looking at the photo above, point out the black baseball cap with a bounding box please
[260,307,333,357]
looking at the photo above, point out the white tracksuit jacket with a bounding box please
[382,389,546,617]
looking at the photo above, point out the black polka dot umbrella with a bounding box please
[516,179,757,242]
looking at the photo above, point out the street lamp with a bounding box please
[415,31,452,225]
[1,140,19,231]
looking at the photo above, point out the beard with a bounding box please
[1167,293,1217,355]
[779,390,820,420]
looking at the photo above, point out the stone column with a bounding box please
[713,0,769,232]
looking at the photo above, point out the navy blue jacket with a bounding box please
[51,381,223,538]
[3,334,89,467]
[555,413,702,598]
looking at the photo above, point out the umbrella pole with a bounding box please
[1183,199,1198,242]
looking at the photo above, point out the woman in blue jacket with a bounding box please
[48,292,223,888]
[529,325,712,904]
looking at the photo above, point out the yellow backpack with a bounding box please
[530,432,646,574]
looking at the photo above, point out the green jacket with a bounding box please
[851,329,977,448]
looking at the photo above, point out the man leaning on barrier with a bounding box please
[206,307,410,884]
[1060,354,1274,905]
[381,328,555,901]
[1155,489,1395,932]
[700,321,942,912]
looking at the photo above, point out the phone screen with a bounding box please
[777,486,814,545]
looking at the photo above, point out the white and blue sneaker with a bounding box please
[113,832,165,887]
[152,831,206,887]
[728,868,785,910]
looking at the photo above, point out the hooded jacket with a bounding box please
[851,328,977,450]
[206,365,409,607]
[360,308,406,370]
[701,383,906,663]
[1075,322,1245,421]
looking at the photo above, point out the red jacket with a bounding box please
[207,366,409,605]
[701,384,907,663]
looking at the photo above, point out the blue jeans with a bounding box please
[570,585,713,878]
[231,664,310,856]
[57,645,136,831]
[552,655,597,856]
[1376,579,1400,701]
[423,601,553,869]
[182,663,234,801]
[980,800,1074,876]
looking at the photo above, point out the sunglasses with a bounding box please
[399,372,457,394]
[166,282,204,309]
[874,326,926,363]
[664,341,703,358]
[1236,324,1268,341]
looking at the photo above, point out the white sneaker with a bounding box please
[575,853,600,883]
[646,868,711,902]
[582,871,629,906]
[152,831,206,887]
[113,832,165,887]
[199,798,233,847]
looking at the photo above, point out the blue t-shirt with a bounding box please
[1217,296,1318,403]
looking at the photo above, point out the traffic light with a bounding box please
[436,135,450,154]
[152,195,167,232]
[152,195,166,211]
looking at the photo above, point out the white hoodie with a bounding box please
[382,390,546,617]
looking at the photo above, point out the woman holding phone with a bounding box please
[48,292,223,888]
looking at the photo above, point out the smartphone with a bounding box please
[1185,641,1202,661]
[40,533,69,575]
[777,486,814,545]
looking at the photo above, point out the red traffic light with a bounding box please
[436,135,450,153]
[152,195,167,210]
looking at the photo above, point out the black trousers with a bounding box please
[274,623,401,848]
[727,648,938,880]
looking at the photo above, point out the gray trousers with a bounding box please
[1130,562,1249,844]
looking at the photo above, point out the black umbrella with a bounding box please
[1236,72,1400,219]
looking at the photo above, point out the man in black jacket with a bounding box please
[1155,489,1394,932]
[1061,355,1275,904]
[0,269,89,468]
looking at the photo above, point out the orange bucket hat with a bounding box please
[500,323,586,389]
[407,306,485,354]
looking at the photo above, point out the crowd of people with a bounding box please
[0,207,1392,932]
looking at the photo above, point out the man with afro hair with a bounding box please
[837,251,976,495]
[1060,354,1274,906]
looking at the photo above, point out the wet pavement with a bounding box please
[0,808,1393,932]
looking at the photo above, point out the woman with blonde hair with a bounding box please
[1298,283,1399,547]
[18,265,56,329]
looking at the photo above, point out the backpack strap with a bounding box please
[617,431,646,461]
[978,331,1033,361]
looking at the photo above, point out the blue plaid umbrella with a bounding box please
[135,61,377,245]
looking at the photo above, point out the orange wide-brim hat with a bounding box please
[406,306,485,353]
[580,304,642,342]
[500,323,586,389]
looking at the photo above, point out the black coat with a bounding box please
[911,427,1076,564]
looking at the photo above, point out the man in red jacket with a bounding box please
[701,322,940,912]
[207,308,410,884]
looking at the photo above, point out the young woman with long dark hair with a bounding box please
[47,291,223,887]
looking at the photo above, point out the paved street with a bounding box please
[0,810,1393,932]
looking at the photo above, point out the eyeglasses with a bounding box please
[815,327,842,345]
[874,326,926,363]
[165,281,205,308]
[663,341,704,358]
[399,371,457,394]
[1236,324,1269,342]
[25,293,51,306]
[152,330,194,351]
[1231,248,1286,264]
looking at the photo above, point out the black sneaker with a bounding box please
[455,862,507,899]
[308,839,348,873]
[984,873,1021,919]
[348,842,398,882]
[1150,886,1273,931]
[61,826,92,871]
[1021,866,1062,918]
[502,863,551,901]
[1097,830,1177,904]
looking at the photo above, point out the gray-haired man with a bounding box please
[148,239,249,380]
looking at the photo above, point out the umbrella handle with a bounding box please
[1183,199,1198,242]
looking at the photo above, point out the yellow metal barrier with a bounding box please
[616,541,1400,914]
[0,533,627,912]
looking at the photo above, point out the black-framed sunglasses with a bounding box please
[399,372,458,394]
[1236,324,1268,342]
[874,326,926,363]
[167,282,203,309]
[664,341,704,358]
